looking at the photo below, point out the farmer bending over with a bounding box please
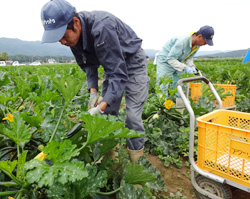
[40,0,149,162]
[156,25,214,107]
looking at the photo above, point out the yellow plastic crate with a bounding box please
[190,83,236,107]
[197,109,250,187]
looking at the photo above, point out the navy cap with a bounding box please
[199,25,214,46]
[41,0,76,43]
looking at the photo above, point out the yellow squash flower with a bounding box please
[18,106,25,111]
[24,78,28,81]
[154,74,156,78]
[2,113,14,122]
[8,197,14,199]
[34,152,47,161]
[164,99,175,110]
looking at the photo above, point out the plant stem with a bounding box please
[13,98,21,109]
[49,105,66,142]
[1,169,23,186]
[0,181,18,187]
[17,144,20,159]
[16,190,24,199]
[0,190,19,196]
[96,187,122,195]
[28,100,33,112]
[77,142,87,152]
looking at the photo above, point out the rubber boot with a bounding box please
[128,147,144,162]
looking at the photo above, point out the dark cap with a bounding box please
[199,25,214,46]
[41,0,76,43]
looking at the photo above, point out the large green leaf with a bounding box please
[44,140,80,163]
[0,114,32,145]
[47,182,81,199]
[53,76,83,106]
[14,77,32,100]
[24,159,88,187]
[24,140,88,187]
[124,163,156,185]
[29,89,61,105]
[21,111,44,128]
[40,117,65,142]
[117,180,153,199]
[0,71,10,86]
[79,114,141,145]
[137,156,167,193]
[79,165,107,198]
[92,139,118,162]
[0,160,17,174]
[0,91,20,105]
[47,165,107,199]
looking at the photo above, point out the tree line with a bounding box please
[0,51,74,63]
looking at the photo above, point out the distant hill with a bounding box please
[0,37,249,59]
[196,48,249,58]
[0,37,72,56]
[195,50,224,57]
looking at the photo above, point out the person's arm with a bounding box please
[70,47,99,91]
[185,58,195,67]
[166,40,187,71]
[168,59,187,71]
[93,22,129,107]
[83,65,99,91]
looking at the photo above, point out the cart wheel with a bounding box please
[194,175,232,199]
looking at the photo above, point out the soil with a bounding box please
[146,154,250,199]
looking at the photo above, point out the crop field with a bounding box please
[0,58,250,198]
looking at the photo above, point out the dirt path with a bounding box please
[147,154,250,199]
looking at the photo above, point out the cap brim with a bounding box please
[41,25,67,44]
[206,39,213,46]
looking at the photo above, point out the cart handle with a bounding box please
[177,76,223,108]
[177,76,209,86]
[177,76,225,184]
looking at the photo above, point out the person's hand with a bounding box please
[184,66,196,74]
[89,105,104,115]
[88,93,98,110]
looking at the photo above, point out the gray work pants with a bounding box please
[102,48,149,150]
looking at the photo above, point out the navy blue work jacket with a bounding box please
[70,11,142,105]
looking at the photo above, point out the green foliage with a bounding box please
[1,58,250,198]
[0,71,10,86]
[118,180,154,199]
[0,51,8,60]
[138,156,167,193]
[167,191,188,199]
[237,98,250,112]
[124,163,156,185]
[0,113,32,145]
[0,160,17,174]
[200,82,233,101]
[79,113,141,145]
[24,140,88,187]
[53,75,84,106]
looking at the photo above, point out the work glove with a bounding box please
[88,93,98,110]
[184,65,196,74]
[89,105,104,115]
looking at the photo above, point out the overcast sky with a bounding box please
[1,0,249,52]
